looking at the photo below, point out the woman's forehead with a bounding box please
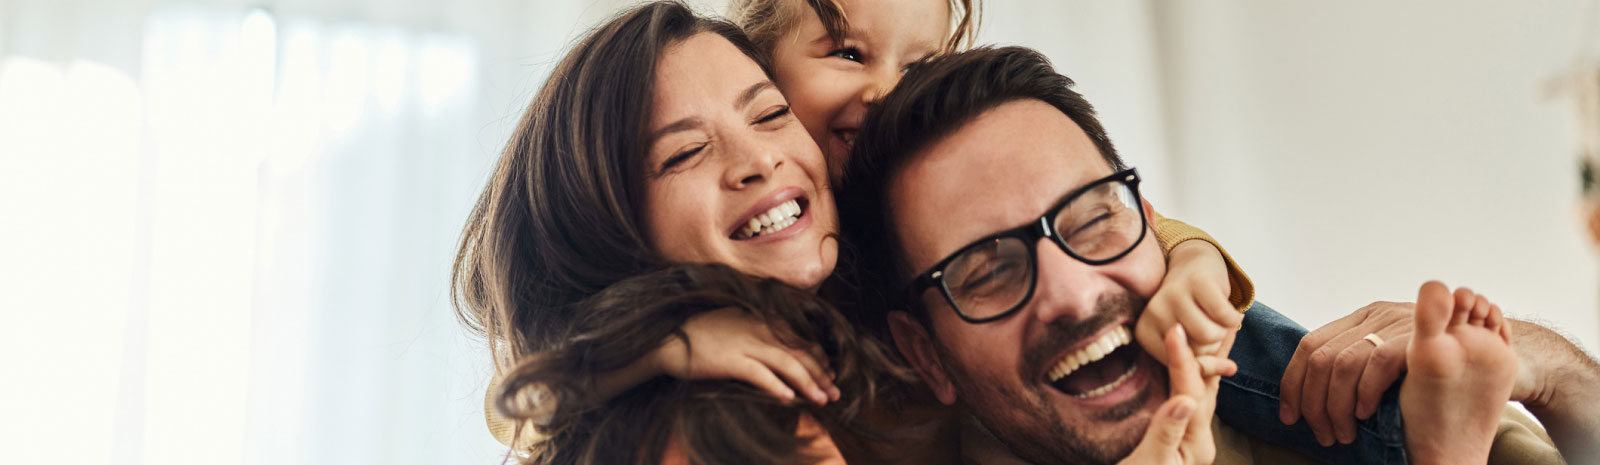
[652,33,773,118]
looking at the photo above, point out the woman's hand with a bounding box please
[650,307,840,405]
[1119,325,1230,465]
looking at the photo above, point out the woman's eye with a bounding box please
[755,106,790,125]
[827,47,864,63]
[660,145,705,171]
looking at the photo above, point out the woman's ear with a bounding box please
[1141,197,1158,222]
[887,311,957,405]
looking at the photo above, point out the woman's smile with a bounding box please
[641,32,839,290]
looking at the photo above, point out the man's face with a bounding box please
[886,100,1169,465]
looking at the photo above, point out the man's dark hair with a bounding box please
[835,46,1126,334]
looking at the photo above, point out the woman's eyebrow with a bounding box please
[651,117,705,144]
[735,80,776,109]
[649,81,774,144]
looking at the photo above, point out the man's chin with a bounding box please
[1024,350,1170,464]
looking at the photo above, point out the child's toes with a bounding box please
[1450,287,1476,327]
[1415,281,1453,337]
[1468,294,1491,327]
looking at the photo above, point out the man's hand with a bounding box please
[1138,240,1244,365]
[1278,301,1415,446]
[1120,325,1235,465]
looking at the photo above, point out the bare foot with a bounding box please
[1400,281,1517,464]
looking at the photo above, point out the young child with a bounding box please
[485,0,1401,463]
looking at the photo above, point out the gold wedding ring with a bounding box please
[1362,333,1385,347]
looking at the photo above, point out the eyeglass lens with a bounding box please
[943,181,1142,320]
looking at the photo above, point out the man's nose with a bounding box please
[1026,238,1104,325]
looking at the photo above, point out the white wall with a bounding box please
[4,1,1595,463]
[1151,1,1600,351]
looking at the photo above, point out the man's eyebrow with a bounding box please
[736,80,775,109]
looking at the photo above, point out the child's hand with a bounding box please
[1136,240,1243,365]
[649,307,840,405]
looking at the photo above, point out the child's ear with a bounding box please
[1141,198,1158,222]
[887,311,957,405]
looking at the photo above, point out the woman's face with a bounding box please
[641,32,839,290]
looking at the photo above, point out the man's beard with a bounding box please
[935,291,1168,465]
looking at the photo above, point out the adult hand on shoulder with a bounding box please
[651,307,840,405]
[1278,301,1415,446]
[1120,325,1233,465]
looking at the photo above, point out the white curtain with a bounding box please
[0,0,668,463]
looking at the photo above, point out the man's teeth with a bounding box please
[1046,326,1132,383]
[1074,365,1136,399]
[737,199,802,239]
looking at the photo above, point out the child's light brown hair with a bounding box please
[728,0,980,55]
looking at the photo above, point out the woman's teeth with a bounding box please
[1047,326,1132,384]
[735,199,802,239]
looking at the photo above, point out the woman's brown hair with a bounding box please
[504,263,909,465]
[451,0,768,371]
[452,2,907,463]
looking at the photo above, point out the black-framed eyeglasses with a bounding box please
[909,168,1148,324]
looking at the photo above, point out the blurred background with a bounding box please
[2,0,1596,463]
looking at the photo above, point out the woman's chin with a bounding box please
[767,259,832,293]
[748,250,835,293]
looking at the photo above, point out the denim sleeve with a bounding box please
[1215,302,1409,465]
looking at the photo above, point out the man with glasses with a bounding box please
[838,46,1597,465]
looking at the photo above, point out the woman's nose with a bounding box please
[723,141,784,189]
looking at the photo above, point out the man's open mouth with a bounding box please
[1045,325,1140,398]
[731,197,808,240]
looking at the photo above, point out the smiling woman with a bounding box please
[640,32,840,291]
[451,2,895,464]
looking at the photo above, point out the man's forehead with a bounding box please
[889,100,1112,274]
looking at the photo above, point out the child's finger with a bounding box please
[1199,282,1243,329]
[1164,325,1205,399]
[1135,312,1173,365]
[1194,355,1238,378]
[1120,395,1196,464]
[1174,302,1227,350]
[737,357,797,402]
[752,347,830,405]
[1165,325,1213,437]
[785,346,839,401]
